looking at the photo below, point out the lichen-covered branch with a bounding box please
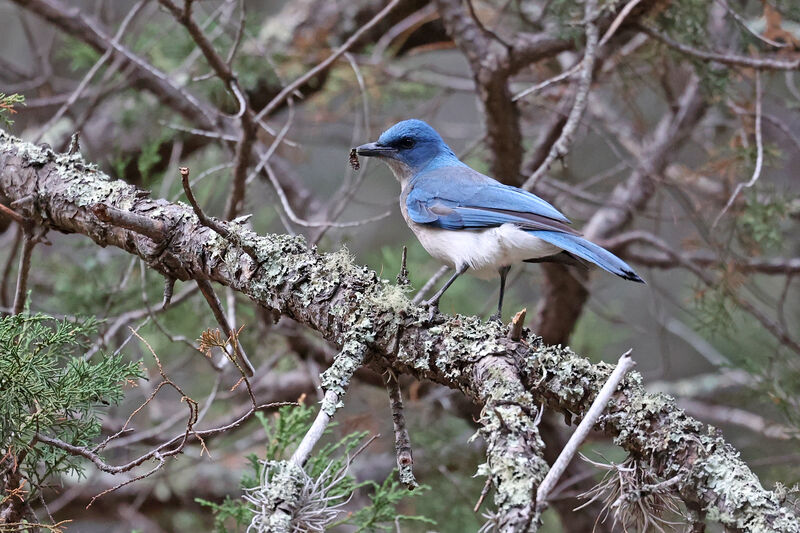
[0,132,797,531]
[383,368,418,489]
[291,337,368,467]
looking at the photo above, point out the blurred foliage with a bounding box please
[690,273,737,336]
[56,35,100,71]
[737,191,790,252]
[0,312,143,493]
[0,93,24,127]
[654,0,709,46]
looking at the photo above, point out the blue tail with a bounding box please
[529,231,644,283]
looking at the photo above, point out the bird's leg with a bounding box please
[489,265,511,323]
[424,264,468,319]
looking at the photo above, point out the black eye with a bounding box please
[397,137,415,149]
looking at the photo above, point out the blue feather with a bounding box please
[529,231,644,282]
[406,167,570,226]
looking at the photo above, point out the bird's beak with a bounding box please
[355,142,397,158]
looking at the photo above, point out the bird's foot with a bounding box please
[488,312,502,324]
[422,299,441,322]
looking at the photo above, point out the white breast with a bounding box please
[401,214,560,280]
[392,167,560,279]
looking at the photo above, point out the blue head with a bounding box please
[356,119,464,181]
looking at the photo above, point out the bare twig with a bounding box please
[179,166,258,260]
[598,0,643,47]
[291,390,338,467]
[412,265,450,304]
[397,246,409,287]
[0,226,22,308]
[715,0,789,49]
[384,369,417,489]
[263,162,391,229]
[12,229,37,315]
[226,116,257,220]
[195,279,255,377]
[91,203,167,242]
[474,478,492,513]
[640,24,800,70]
[536,350,636,506]
[712,70,763,228]
[254,0,402,122]
[508,308,527,341]
[524,0,600,189]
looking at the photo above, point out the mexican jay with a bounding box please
[356,119,643,319]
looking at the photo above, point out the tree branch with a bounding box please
[1,132,797,531]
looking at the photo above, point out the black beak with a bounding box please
[355,142,397,157]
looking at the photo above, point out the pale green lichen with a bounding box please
[366,280,412,313]
[319,337,367,416]
[244,459,305,532]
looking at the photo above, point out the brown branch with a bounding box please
[523,0,600,189]
[91,204,168,242]
[10,0,217,129]
[178,167,258,261]
[254,0,403,122]
[383,368,417,489]
[434,0,523,182]
[640,24,800,70]
[195,279,255,377]
[12,230,36,315]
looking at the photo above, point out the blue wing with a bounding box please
[405,166,644,283]
[405,166,572,231]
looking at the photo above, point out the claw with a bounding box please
[488,312,502,323]
[424,300,440,322]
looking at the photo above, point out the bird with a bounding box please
[355,119,644,320]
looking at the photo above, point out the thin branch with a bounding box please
[412,266,450,304]
[640,24,800,70]
[536,350,636,506]
[523,0,600,189]
[290,390,338,467]
[715,0,790,49]
[254,0,402,122]
[712,70,764,228]
[12,230,37,315]
[0,203,25,225]
[0,226,22,308]
[179,166,258,260]
[263,162,391,229]
[384,369,417,489]
[225,118,256,220]
[291,339,368,467]
[195,279,255,377]
[91,203,168,242]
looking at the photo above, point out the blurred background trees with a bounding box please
[1,0,799,531]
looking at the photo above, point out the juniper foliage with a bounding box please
[0,313,143,493]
